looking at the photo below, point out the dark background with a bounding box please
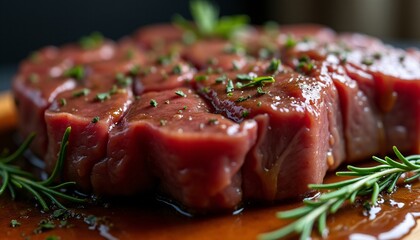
[1,0,419,91]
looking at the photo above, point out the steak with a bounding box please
[193,60,345,200]
[91,88,257,211]
[12,23,420,213]
[45,80,133,189]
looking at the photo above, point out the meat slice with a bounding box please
[44,81,133,189]
[280,42,384,161]
[87,40,147,77]
[278,24,336,43]
[12,66,77,157]
[91,88,257,212]
[133,60,195,95]
[193,60,345,201]
[342,43,420,153]
[183,39,249,71]
[133,24,185,52]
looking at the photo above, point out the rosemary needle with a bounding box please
[0,127,86,211]
[259,147,420,240]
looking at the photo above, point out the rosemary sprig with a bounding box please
[259,147,420,240]
[0,127,86,211]
[173,0,249,39]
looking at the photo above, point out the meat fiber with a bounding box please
[91,88,257,212]
[12,23,420,213]
[193,60,345,200]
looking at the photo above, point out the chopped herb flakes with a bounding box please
[215,74,227,83]
[200,87,210,93]
[232,61,240,70]
[207,58,218,65]
[34,219,56,234]
[296,56,314,74]
[258,48,271,59]
[157,55,172,65]
[238,76,275,88]
[92,116,100,123]
[175,90,187,97]
[257,86,266,94]
[373,52,382,60]
[150,99,158,107]
[208,118,219,125]
[361,58,374,66]
[226,79,234,93]
[29,51,40,63]
[172,65,182,74]
[235,95,251,102]
[129,65,140,76]
[84,215,97,226]
[257,101,262,107]
[63,65,85,81]
[79,32,104,50]
[10,219,21,228]
[206,67,214,74]
[59,98,67,106]
[52,209,67,218]
[45,235,60,240]
[95,92,111,102]
[125,49,135,60]
[72,88,90,97]
[285,35,297,48]
[399,55,405,63]
[236,74,253,81]
[266,58,281,73]
[241,110,250,118]
[224,45,245,55]
[195,75,208,82]
[116,73,133,87]
[29,73,39,83]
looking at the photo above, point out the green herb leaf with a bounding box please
[79,32,104,50]
[150,99,158,107]
[266,58,281,73]
[236,74,254,81]
[95,92,111,102]
[215,74,227,83]
[296,56,314,74]
[238,76,275,89]
[175,90,187,97]
[59,98,67,107]
[285,35,297,48]
[10,219,21,228]
[72,88,90,97]
[195,75,208,82]
[28,73,39,83]
[63,66,85,81]
[173,0,249,39]
[91,116,100,123]
[34,219,56,234]
[235,95,251,102]
[172,65,183,74]
[116,73,133,87]
[226,79,234,93]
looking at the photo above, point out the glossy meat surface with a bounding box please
[12,23,420,213]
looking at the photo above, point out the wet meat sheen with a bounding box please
[12,23,420,213]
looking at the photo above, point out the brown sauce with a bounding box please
[1,130,420,240]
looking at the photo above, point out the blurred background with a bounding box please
[1,0,420,91]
